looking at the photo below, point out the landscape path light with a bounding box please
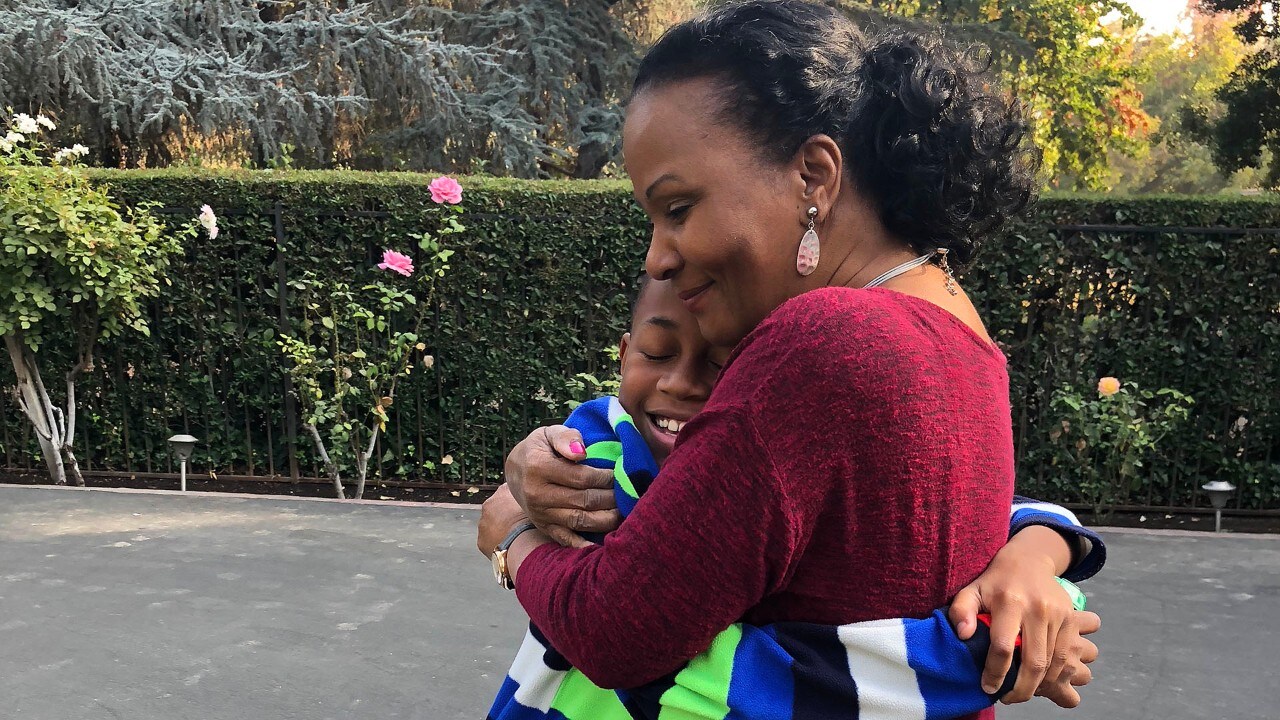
[168,434,198,492]
[1201,480,1236,533]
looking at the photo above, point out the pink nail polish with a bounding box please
[569,441,586,456]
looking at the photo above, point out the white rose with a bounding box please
[5,131,24,144]
[52,148,71,162]
[13,113,37,134]
[71,144,89,156]
[198,204,219,240]
[36,115,55,131]
[0,138,11,153]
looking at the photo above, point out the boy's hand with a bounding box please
[948,526,1099,705]
[1032,610,1099,708]
[504,425,619,548]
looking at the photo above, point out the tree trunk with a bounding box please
[63,447,87,487]
[572,140,610,180]
[4,333,67,484]
[61,355,93,487]
[572,64,612,180]
[353,426,380,501]
[304,422,346,499]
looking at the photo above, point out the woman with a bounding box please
[480,1,1099,716]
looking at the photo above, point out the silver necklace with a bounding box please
[862,251,937,289]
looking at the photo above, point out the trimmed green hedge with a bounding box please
[0,169,1276,509]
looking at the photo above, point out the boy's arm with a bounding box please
[1008,496,1106,583]
[625,604,1096,720]
[949,524,1102,706]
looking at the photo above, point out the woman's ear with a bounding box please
[795,134,844,217]
[618,332,631,375]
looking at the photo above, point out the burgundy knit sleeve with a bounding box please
[513,293,872,689]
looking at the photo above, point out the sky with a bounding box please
[1122,0,1192,36]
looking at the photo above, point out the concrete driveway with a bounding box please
[1,486,1276,720]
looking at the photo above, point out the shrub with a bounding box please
[0,169,1274,510]
[1049,377,1195,516]
[0,118,189,486]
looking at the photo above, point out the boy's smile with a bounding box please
[618,278,730,465]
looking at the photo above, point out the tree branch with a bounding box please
[304,421,345,500]
[354,423,381,501]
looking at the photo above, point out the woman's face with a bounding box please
[624,77,810,348]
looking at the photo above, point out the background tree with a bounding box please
[1190,0,1280,186]
[1109,11,1259,193]
[0,0,673,178]
[2,1,1241,187]
[841,0,1153,189]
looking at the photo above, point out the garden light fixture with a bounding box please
[168,434,198,492]
[1201,480,1236,533]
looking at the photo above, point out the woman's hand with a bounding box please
[477,484,554,589]
[504,425,619,548]
[477,484,529,558]
[948,526,1100,706]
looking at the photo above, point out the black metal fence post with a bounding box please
[273,203,300,481]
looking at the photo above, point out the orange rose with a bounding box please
[1098,377,1121,397]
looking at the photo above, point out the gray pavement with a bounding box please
[1,486,1277,720]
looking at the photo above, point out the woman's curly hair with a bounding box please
[632,0,1040,266]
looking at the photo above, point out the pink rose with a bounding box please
[429,176,463,204]
[377,249,414,277]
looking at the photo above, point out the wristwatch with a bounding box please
[491,520,537,590]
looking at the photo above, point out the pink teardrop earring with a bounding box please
[796,206,820,277]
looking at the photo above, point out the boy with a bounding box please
[488,277,1101,720]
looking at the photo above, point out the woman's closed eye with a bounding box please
[641,351,675,362]
[665,203,692,223]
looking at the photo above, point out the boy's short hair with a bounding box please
[630,272,653,323]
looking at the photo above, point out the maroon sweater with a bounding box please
[517,287,1013,719]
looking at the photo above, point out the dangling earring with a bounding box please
[937,247,958,295]
[797,206,820,277]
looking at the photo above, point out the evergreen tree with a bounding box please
[2,0,1150,183]
[0,0,649,177]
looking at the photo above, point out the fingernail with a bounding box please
[569,441,585,455]
[983,684,997,694]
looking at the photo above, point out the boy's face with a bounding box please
[618,279,731,465]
